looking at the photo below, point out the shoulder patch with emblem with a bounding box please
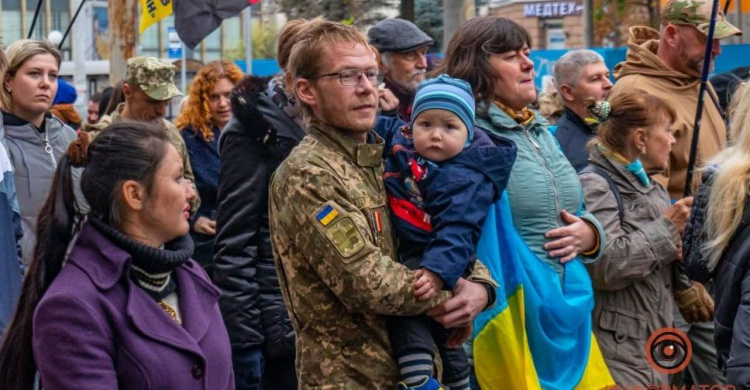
[325,218,365,258]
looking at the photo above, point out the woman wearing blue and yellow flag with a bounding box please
[436,16,615,389]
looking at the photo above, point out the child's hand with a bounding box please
[413,268,444,301]
[446,323,473,348]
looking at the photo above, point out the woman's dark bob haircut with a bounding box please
[434,16,532,109]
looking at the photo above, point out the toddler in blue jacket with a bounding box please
[376,75,517,390]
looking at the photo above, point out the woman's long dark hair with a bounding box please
[0,122,170,390]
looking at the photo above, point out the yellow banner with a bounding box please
[139,0,173,34]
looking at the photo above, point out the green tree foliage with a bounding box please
[222,19,277,60]
[277,0,393,25]
[414,0,443,52]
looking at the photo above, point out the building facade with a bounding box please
[0,0,281,94]
[488,0,749,50]
[490,0,586,49]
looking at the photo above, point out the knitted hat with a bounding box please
[411,74,476,145]
[53,78,77,105]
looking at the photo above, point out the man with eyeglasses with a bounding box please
[368,18,434,122]
[268,21,496,388]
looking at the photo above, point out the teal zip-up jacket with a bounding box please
[476,103,605,278]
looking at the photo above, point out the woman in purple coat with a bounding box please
[0,122,234,390]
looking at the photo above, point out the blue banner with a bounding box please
[236,43,750,86]
[530,44,750,88]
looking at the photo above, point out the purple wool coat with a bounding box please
[32,223,235,390]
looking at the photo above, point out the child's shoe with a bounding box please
[396,377,444,390]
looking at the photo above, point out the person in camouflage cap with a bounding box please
[607,0,741,386]
[125,56,183,101]
[81,56,199,212]
[661,0,742,40]
[268,21,497,389]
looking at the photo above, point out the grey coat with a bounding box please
[2,112,77,266]
[579,147,690,386]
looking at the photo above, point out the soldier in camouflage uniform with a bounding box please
[82,57,199,211]
[268,21,497,389]
[608,0,741,385]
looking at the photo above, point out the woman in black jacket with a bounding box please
[213,19,319,390]
[699,82,750,387]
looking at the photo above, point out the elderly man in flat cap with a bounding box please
[369,18,434,122]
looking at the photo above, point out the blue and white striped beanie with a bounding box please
[411,74,476,146]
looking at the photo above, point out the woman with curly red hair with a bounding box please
[176,60,243,270]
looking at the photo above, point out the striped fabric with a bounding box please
[411,75,476,145]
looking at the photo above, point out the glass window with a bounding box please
[203,24,221,62]
[25,0,47,40]
[92,4,108,60]
[50,0,70,60]
[222,15,243,60]
[1,0,23,45]
[139,13,160,56]
[140,49,159,58]
[204,50,220,62]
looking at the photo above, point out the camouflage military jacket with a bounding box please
[269,119,451,388]
[269,120,496,389]
[81,103,200,212]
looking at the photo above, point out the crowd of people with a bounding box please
[0,0,749,388]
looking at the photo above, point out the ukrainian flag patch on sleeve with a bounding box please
[316,204,339,226]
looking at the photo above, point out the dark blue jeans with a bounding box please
[233,348,264,390]
[233,348,298,390]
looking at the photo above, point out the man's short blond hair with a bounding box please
[286,21,374,114]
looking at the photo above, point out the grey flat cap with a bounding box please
[368,18,434,53]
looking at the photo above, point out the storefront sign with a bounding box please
[524,2,583,18]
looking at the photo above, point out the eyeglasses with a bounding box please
[313,68,384,86]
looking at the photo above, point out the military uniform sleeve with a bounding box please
[80,116,111,142]
[272,166,449,316]
[466,259,499,310]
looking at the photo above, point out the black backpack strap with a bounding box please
[580,165,624,222]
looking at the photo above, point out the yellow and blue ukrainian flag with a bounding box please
[473,193,614,390]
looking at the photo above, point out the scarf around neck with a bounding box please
[494,100,536,127]
[88,218,194,300]
[598,145,650,186]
